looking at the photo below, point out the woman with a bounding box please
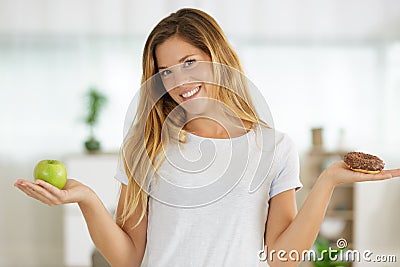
[14,8,400,267]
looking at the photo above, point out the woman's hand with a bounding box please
[320,161,400,187]
[14,178,94,206]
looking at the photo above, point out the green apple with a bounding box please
[33,160,67,189]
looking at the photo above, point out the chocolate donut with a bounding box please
[343,152,385,174]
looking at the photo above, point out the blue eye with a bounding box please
[160,69,172,77]
[183,59,196,68]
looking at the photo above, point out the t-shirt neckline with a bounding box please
[185,128,255,142]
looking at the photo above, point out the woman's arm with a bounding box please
[14,179,147,267]
[265,161,400,267]
[265,176,334,267]
[79,183,147,267]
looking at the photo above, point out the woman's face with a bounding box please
[155,35,215,116]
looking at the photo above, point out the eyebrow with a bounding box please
[158,54,196,70]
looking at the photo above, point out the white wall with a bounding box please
[238,44,383,152]
[0,37,142,161]
[1,0,400,39]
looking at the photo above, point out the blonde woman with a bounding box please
[15,8,400,267]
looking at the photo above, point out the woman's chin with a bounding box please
[179,98,210,115]
[183,107,208,116]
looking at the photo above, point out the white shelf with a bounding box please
[63,153,120,267]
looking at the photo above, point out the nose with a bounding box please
[161,63,194,91]
[172,67,190,89]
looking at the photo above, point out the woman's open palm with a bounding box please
[322,161,400,186]
[14,178,91,206]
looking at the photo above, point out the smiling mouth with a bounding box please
[180,86,201,101]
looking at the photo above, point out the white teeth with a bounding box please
[181,87,200,98]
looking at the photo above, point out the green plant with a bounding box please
[312,236,349,267]
[85,87,107,135]
[84,86,107,152]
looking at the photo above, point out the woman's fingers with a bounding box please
[348,167,400,182]
[34,179,61,195]
[379,168,400,179]
[15,182,54,206]
[32,180,62,204]
[326,162,400,185]
[15,179,62,206]
[359,170,399,182]
[34,179,67,205]
[15,178,89,205]
[14,178,28,187]
[357,172,391,182]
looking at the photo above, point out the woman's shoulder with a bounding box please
[255,125,296,150]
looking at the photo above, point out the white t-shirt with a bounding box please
[115,126,302,267]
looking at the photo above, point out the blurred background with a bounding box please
[0,0,399,266]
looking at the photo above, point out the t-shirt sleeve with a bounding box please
[269,133,303,199]
[114,157,129,185]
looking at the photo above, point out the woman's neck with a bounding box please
[183,115,252,139]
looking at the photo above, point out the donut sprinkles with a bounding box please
[343,152,385,174]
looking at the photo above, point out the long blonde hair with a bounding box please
[120,8,267,228]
